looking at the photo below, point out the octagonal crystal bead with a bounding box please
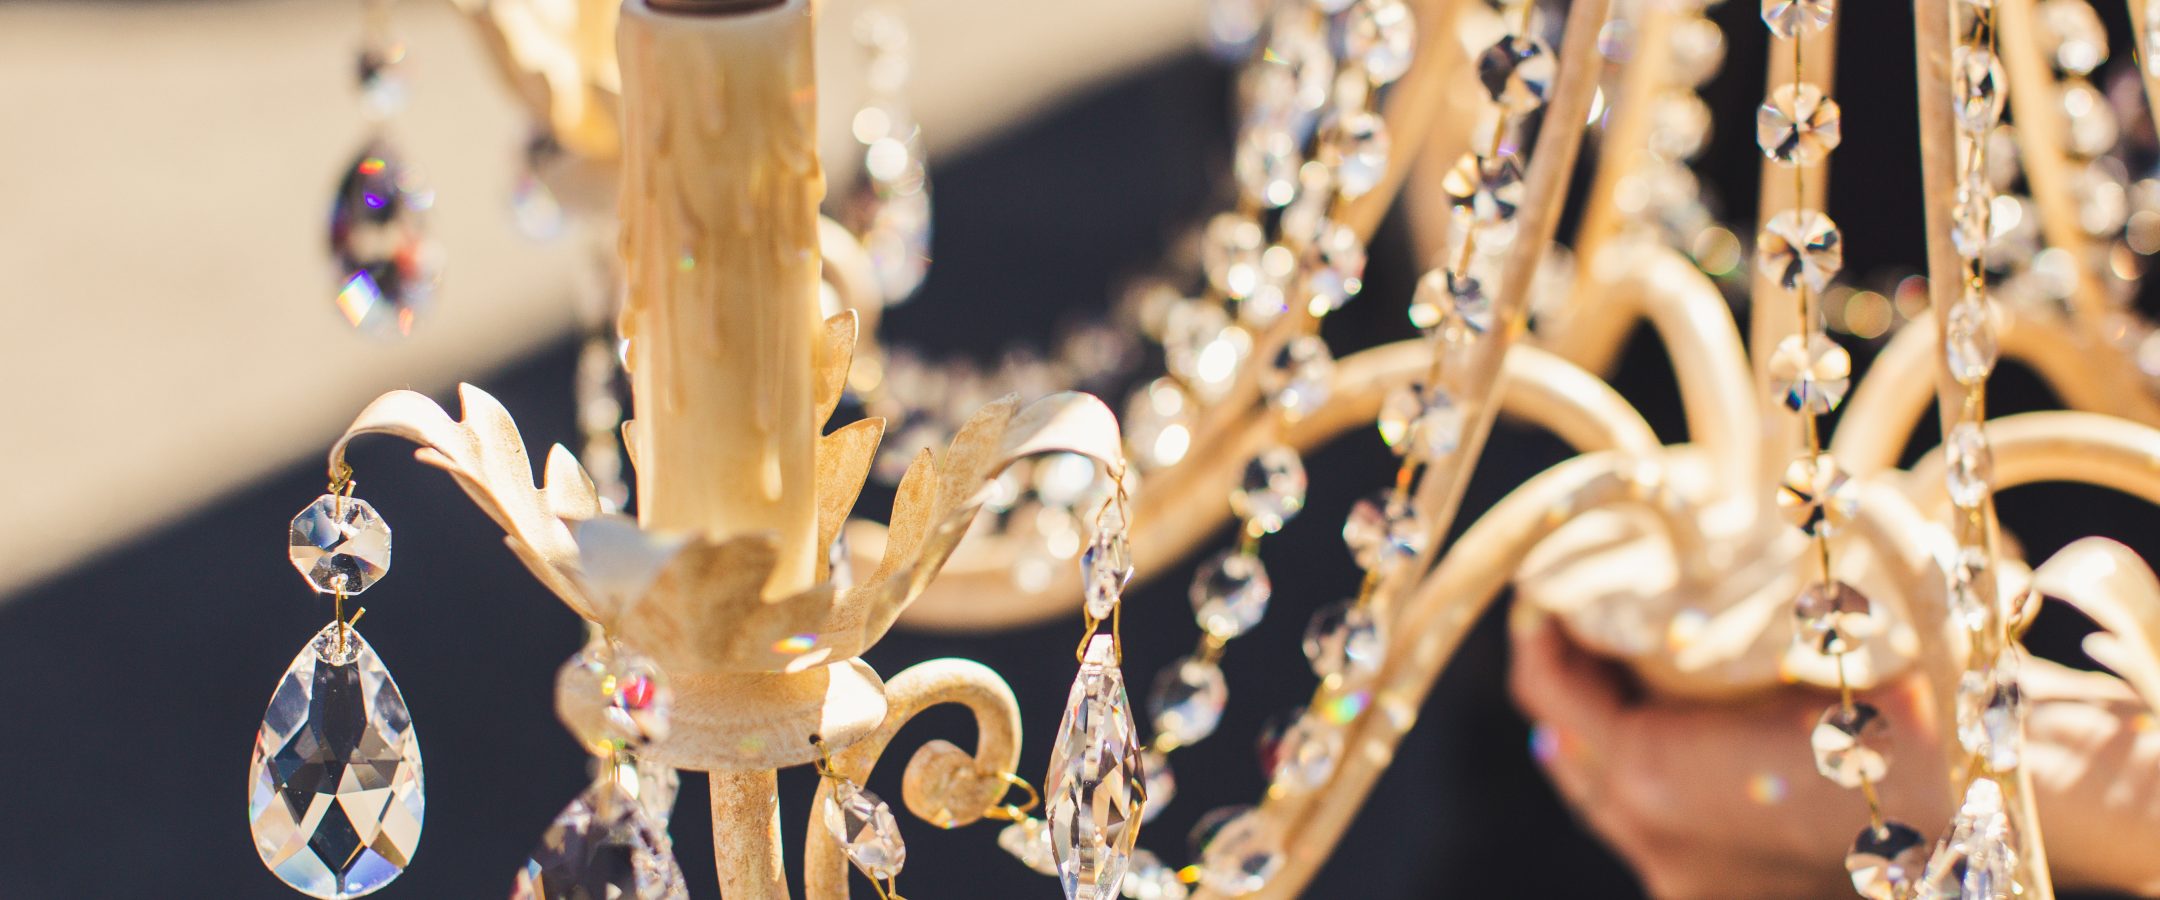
[1345,0,1417,85]
[1958,649,2025,773]
[1232,445,1308,534]
[1946,298,1999,385]
[1768,332,1852,415]
[1951,182,1995,258]
[1795,580,1874,655]
[1126,378,1196,470]
[290,493,393,595]
[1140,750,1174,823]
[1945,421,1994,510]
[1777,452,1856,537]
[1847,821,1928,900]
[1149,657,1229,749]
[1082,521,1135,622]
[1477,35,1555,115]
[1442,152,1526,225]
[1191,551,1273,640]
[1409,267,1496,338]
[1265,336,1335,422]
[1757,209,1844,293]
[1377,384,1465,460]
[1811,701,1891,788]
[1305,223,1368,314]
[2038,0,2107,75]
[1762,0,1835,38]
[1321,111,1390,199]
[1203,213,1266,299]
[1122,849,1188,900]
[1953,46,2007,131]
[1343,491,1423,572]
[999,817,1060,875]
[1268,714,1343,792]
[556,638,673,754]
[1757,83,1842,166]
[1197,807,1283,895]
[1235,129,1303,209]
[1304,600,1385,680]
[825,779,907,882]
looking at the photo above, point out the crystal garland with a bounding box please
[1910,0,2032,893]
[328,0,441,337]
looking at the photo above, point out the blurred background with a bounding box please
[2,0,2157,897]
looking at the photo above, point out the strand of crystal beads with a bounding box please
[841,3,932,305]
[329,0,440,337]
[1921,1,2032,895]
[1755,3,1928,897]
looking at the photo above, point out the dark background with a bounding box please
[4,0,2159,897]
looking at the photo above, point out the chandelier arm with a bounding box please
[2032,538,2160,710]
[1397,0,1610,599]
[1831,308,2143,476]
[1907,410,2160,511]
[1622,248,1758,499]
[803,659,1022,899]
[1213,453,1662,899]
[1542,3,1683,376]
[884,337,1659,631]
[2129,0,2160,150]
[1747,0,1838,517]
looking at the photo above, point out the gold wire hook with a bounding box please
[981,771,1042,822]
[809,734,845,781]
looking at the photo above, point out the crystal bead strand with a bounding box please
[328,0,440,336]
[843,3,932,306]
[1753,4,1930,897]
[1916,0,2030,895]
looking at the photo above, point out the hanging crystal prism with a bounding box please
[824,778,908,883]
[329,140,439,336]
[249,623,424,899]
[1046,634,1147,900]
[512,778,687,900]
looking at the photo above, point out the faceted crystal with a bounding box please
[1304,222,1368,313]
[1952,47,2007,132]
[1951,183,1994,258]
[330,141,439,336]
[556,638,673,754]
[1203,213,1267,299]
[1191,551,1273,640]
[1761,0,1835,38]
[250,624,424,899]
[356,46,407,119]
[1409,267,1496,338]
[1163,301,1252,403]
[1945,297,1999,385]
[1957,650,2025,773]
[1442,152,1526,225]
[1377,384,1466,460]
[862,184,933,303]
[290,493,393,595]
[1266,10,1335,112]
[602,751,680,827]
[1125,378,1197,470]
[1947,544,1993,633]
[1919,778,2018,900]
[1757,83,1842,166]
[1669,17,1727,87]
[1231,445,1308,534]
[999,817,1060,875]
[1046,635,1148,900]
[1847,820,1929,900]
[1082,516,1135,622]
[1196,807,1283,895]
[1149,657,1229,749]
[1944,421,1993,510]
[1777,452,1856,537]
[1140,750,1175,823]
[1756,209,1844,293]
[1650,92,1713,162]
[1304,600,1384,680]
[2061,79,2117,159]
[1767,333,1852,414]
[1343,0,1416,85]
[1269,714,1343,792]
[512,781,688,900]
[1477,35,1555,116]
[1811,702,1891,788]
[1319,111,1390,199]
[1265,335,1335,421]
[824,779,907,881]
[1343,491,1423,572]
[2037,0,2108,75]
[1235,129,1303,209]
[1122,849,1188,900]
[1795,580,1874,655]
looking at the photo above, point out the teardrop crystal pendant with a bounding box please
[1046,634,1147,900]
[512,779,689,900]
[249,623,424,899]
[330,139,440,336]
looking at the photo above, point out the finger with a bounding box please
[1510,614,1627,748]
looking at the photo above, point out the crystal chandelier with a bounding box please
[243,0,2160,897]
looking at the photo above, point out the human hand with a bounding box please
[1511,612,2160,898]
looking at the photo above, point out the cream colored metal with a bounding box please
[338,0,2160,895]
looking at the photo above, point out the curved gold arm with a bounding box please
[802,659,1023,899]
[1906,410,2160,512]
[886,337,1664,631]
